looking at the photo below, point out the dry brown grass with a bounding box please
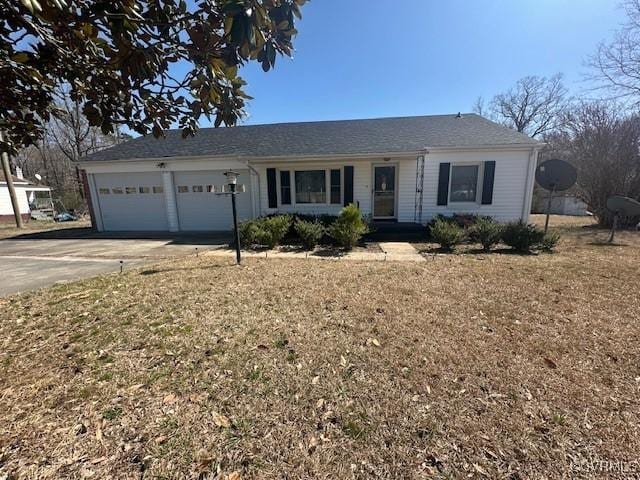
[1,218,639,479]
[0,219,91,239]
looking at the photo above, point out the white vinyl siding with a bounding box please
[419,150,532,222]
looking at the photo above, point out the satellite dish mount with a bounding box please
[535,159,578,233]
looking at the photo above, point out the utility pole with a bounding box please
[0,131,24,228]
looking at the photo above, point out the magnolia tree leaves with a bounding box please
[0,0,306,153]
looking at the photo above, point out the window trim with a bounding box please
[448,162,483,205]
[276,167,343,207]
[330,168,342,205]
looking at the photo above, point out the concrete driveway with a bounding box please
[0,232,229,297]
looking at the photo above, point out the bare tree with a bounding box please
[12,87,126,212]
[472,96,486,116]
[547,102,640,227]
[589,0,640,105]
[488,74,569,138]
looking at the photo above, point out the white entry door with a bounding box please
[372,165,397,219]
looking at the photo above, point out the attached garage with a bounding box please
[94,172,168,231]
[174,170,252,231]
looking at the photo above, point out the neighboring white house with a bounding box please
[79,114,543,232]
[533,194,590,216]
[0,170,53,223]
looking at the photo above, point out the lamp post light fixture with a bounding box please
[224,171,242,264]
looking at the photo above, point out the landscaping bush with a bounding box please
[238,215,292,249]
[501,221,546,253]
[238,219,262,247]
[429,218,466,252]
[327,203,369,250]
[540,231,561,252]
[294,219,325,250]
[468,217,504,252]
[258,214,292,248]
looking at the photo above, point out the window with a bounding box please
[449,165,479,202]
[139,186,150,194]
[206,185,216,193]
[98,188,110,195]
[330,169,341,204]
[125,187,137,194]
[295,170,326,204]
[192,185,203,193]
[112,187,123,194]
[152,186,164,194]
[280,171,291,205]
[177,186,188,193]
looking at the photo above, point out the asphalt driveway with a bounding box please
[0,233,229,297]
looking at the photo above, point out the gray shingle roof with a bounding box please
[85,113,540,162]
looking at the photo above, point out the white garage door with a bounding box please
[174,170,252,231]
[94,172,168,231]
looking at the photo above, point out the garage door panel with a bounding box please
[95,173,168,231]
[174,170,252,231]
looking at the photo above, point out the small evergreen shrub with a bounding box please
[501,222,546,253]
[469,217,504,252]
[294,219,325,250]
[540,231,561,252]
[258,214,292,248]
[238,215,292,249]
[429,218,466,252]
[328,203,369,250]
[238,219,262,247]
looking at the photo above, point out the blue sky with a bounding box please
[233,0,626,126]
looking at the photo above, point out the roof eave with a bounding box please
[78,142,542,165]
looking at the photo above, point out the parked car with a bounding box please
[54,212,77,222]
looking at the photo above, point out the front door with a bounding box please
[373,165,397,219]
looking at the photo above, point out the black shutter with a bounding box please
[280,170,291,205]
[437,162,450,206]
[481,161,496,205]
[343,166,354,206]
[266,168,277,208]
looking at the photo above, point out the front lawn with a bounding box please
[0,220,638,479]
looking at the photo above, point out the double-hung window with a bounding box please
[295,170,326,204]
[449,165,479,203]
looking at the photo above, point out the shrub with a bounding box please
[294,219,325,250]
[540,231,561,252]
[258,215,292,248]
[429,218,466,252]
[501,222,546,253]
[238,215,292,249]
[469,217,504,252]
[238,219,262,247]
[328,203,369,250]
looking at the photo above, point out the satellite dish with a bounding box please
[606,195,640,243]
[606,195,640,217]
[535,159,577,192]
[35,173,42,181]
[536,159,578,233]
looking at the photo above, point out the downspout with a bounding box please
[244,159,260,218]
[521,146,539,222]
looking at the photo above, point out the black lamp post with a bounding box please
[224,171,242,264]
